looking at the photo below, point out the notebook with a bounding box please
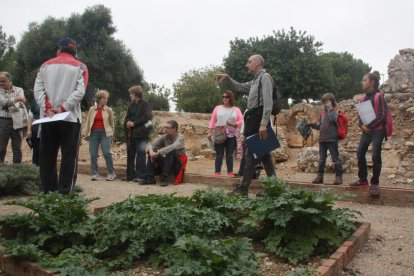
[245,126,280,159]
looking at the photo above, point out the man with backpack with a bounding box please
[216,54,276,196]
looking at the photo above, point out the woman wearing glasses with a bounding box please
[208,90,243,177]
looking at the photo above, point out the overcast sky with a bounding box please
[2,0,414,90]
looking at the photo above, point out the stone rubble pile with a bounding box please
[297,147,353,173]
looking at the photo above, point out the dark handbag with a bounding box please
[243,106,263,137]
[213,126,227,144]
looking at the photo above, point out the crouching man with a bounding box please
[141,120,186,186]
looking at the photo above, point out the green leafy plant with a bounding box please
[153,234,262,276]
[192,188,253,230]
[239,176,359,263]
[91,194,230,269]
[0,163,41,195]
[1,193,97,255]
[0,183,360,274]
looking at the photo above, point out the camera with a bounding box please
[26,138,33,149]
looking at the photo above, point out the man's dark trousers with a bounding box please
[146,151,182,179]
[39,121,81,194]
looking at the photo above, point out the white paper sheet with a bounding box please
[32,111,70,125]
[356,101,376,125]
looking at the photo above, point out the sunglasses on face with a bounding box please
[222,95,230,99]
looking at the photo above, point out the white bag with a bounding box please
[9,102,28,130]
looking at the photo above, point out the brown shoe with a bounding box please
[333,176,343,185]
[228,187,248,197]
[312,174,324,184]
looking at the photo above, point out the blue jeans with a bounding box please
[89,129,114,176]
[126,137,148,179]
[318,142,343,177]
[357,130,385,185]
[214,136,237,173]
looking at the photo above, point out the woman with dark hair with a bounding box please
[208,90,243,177]
[123,85,152,182]
[351,72,388,198]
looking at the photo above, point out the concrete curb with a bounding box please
[316,222,371,276]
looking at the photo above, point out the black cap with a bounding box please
[57,37,77,49]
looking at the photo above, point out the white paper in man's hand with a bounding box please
[32,111,71,125]
[356,101,376,125]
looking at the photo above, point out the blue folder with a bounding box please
[245,126,280,159]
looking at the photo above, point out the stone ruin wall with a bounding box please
[149,49,414,186]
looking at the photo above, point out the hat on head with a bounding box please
[56,37,77,49]
[165,120,179,129]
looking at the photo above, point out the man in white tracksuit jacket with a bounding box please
[34,37,89,194]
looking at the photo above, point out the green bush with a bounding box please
[154,235,262,276]
[0,180,359,274]
[239,177,359,263]
[0,163,41,195]
[112,99,128,143]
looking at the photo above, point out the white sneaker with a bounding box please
[91,175,99,181]
[106,173,116,181]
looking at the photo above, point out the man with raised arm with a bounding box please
[216,54,275,196]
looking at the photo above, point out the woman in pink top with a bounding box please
[208,90,243,176]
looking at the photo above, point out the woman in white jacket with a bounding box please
[84,90,116,181]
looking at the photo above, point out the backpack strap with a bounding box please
[257,75,263,109]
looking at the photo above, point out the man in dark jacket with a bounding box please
[123,85,152,182]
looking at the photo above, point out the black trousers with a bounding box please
[318,142,343,177]
[39,121,81,194]
[0,117,22,163]
[357,129,385,185]
[146,151,182,179]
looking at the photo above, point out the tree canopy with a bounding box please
[12,5,146,108]
[144,83,171,111]
[0,26,16,73]
[173,66,224,113]
[223,27,371,103]
[319,52,370,101]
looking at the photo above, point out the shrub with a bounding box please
[153,235,262,276]
[0,163,41,195]
[239,176,359,263]
[112,99,128,143]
